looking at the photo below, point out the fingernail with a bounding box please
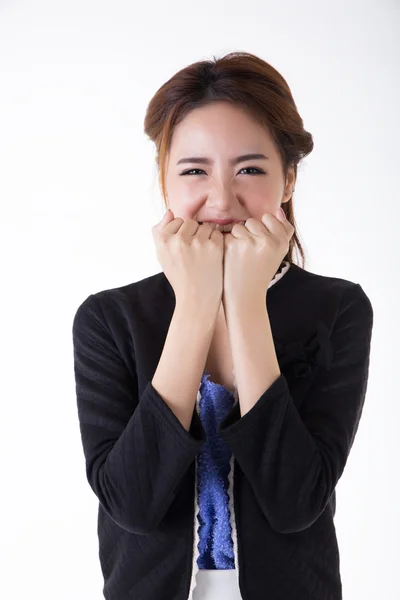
[279,207,286,220]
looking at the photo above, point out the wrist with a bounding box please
[223,293,267,315]
[175,295,221,325]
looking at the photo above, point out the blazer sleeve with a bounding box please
[219,283,373,534]
[72,293,206,535]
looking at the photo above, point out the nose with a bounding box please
[206,182,240,211]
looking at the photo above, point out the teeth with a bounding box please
[215,223,233,232]
[217,221,247,232]
[199,221,245,232]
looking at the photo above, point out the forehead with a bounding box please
[169,101,275,155]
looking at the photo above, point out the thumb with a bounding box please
[275,207,286,222]
[153,208,174,233]
[163,208,175,221]
[158,208,174,227]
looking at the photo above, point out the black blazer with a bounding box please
[72,262,374,600]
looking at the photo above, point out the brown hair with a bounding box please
[143,51,314,269]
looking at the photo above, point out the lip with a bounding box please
[201,219,244,225]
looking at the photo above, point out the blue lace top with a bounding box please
[195,371,236,570]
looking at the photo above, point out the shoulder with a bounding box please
[278,264,373,340]
[72,271,171,332]
[288,262,372,311]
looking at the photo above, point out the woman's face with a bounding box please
[164,101,295,224]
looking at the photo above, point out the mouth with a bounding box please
[199,220,246,232]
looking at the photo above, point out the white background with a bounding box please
[0,1,398,598]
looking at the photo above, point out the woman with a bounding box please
[72,51,373,600]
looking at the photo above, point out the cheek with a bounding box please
[169,176,278,220]
[242,193,276,216]
[168,197,200,221]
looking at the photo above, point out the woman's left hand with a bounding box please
[222,208,295,306]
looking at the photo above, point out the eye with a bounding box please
[239,167,265,175]
[180,166,265,176]
[180,168,206,176]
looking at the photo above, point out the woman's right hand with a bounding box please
[152,209,224,309]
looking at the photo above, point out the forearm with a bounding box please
[73,293,210,534]
[225,295,281,417]
[152,297,219,432]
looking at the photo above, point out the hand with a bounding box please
[152,209,224,310]
[222,208,295,307]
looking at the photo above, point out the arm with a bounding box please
[72,293,211,535]
[219,283,373,534]
[152,296,220,432]
[224,295,281,417]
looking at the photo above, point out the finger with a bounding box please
[177,219,203,241]
[152,209,173,230]
[241,218,267,236]
[153,209,184,237]
[197,221,218,240]
[260,212,293,237]
[275,212,295,238]
[228,220,251,238]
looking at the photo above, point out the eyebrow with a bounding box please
[176,153,269,166]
